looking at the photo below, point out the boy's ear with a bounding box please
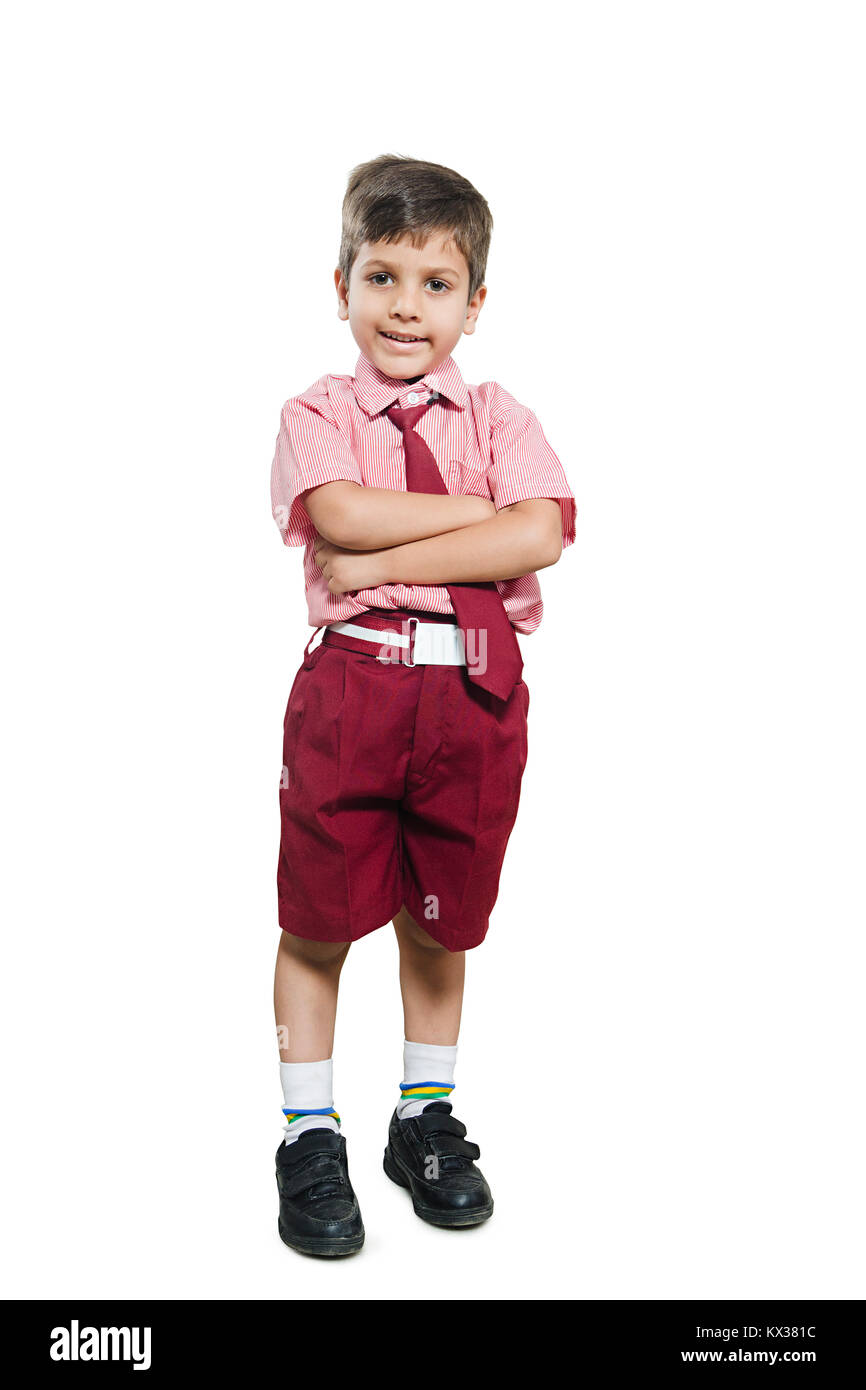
[334,267,349,316]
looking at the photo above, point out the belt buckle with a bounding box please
[403,616,418,667]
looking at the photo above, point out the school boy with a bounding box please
[270,154,576,1256]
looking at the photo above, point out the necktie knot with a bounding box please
[386,402,429,433]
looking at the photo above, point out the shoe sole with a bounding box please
[277,1215,365,1258]
[383,1146,494,1228]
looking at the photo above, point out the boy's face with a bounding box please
[335,229,486,378]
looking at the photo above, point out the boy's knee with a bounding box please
[393,905,447,951]
[278,931,350,966]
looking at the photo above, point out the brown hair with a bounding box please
[339,154,493,303]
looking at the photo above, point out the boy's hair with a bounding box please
[339,154,493,304]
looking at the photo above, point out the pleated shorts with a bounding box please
[277,609,530,952]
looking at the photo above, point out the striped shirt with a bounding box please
[270,350,576,635]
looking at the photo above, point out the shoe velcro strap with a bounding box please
[430,1136,480,1162]
[279,1154,345,1199]
[415,1112,467,1141]
[281,1132,341,1166]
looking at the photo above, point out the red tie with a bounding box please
[386,400,524,701]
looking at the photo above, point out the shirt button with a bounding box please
[407,392,419,404]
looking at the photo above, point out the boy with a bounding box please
[270,154,576,1257]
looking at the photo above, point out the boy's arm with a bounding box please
[314,498,563,593]
[272,394,495,550]
[302,480,496,549]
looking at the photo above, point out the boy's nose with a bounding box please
[390,289,421,315]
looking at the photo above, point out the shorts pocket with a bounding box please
[283,643,328,729]
[302,640,330,672]
[283,663,306,726]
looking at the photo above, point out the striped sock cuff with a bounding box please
[282,1107,341,1127]
[399,1082,455,1103]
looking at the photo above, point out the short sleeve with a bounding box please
[270,390,363,547]
[487,383,576,550]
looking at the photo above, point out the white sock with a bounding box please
[280,1058,341,1145]
[397,1039,458,1119]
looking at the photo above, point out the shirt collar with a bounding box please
[352,350,469,417]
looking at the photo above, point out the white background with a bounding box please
[1,0,863,1300]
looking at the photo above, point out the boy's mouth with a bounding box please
[379,332,428,349]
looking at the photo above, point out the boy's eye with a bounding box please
[368,273,449,293]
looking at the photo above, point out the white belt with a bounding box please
[326,618,467,667]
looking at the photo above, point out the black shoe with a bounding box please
[383,1102,494,1228]
[275,1128,365,1257]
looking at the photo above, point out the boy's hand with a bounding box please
[313,535,388,594]
[312,496,501,593]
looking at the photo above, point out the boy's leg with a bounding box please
[274,931,349,1143]
[392,904,464,1045]
[273,931,364,1257]
[274,930,349,1063]
[385,905,493,1226]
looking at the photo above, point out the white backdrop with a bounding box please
[1,0,864,1300]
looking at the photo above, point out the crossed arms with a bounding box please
[303,481,563,596]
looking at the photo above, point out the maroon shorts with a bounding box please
[277,608,530,952]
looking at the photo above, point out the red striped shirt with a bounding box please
[270,351,576,634]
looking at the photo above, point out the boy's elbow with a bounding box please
[505,498,562,569]
[540,504,564,566]
[530,514,563,569]
[302,482,362,547]
[537,531,562,569]
[332,495,370,549]
[324,501,356,548]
